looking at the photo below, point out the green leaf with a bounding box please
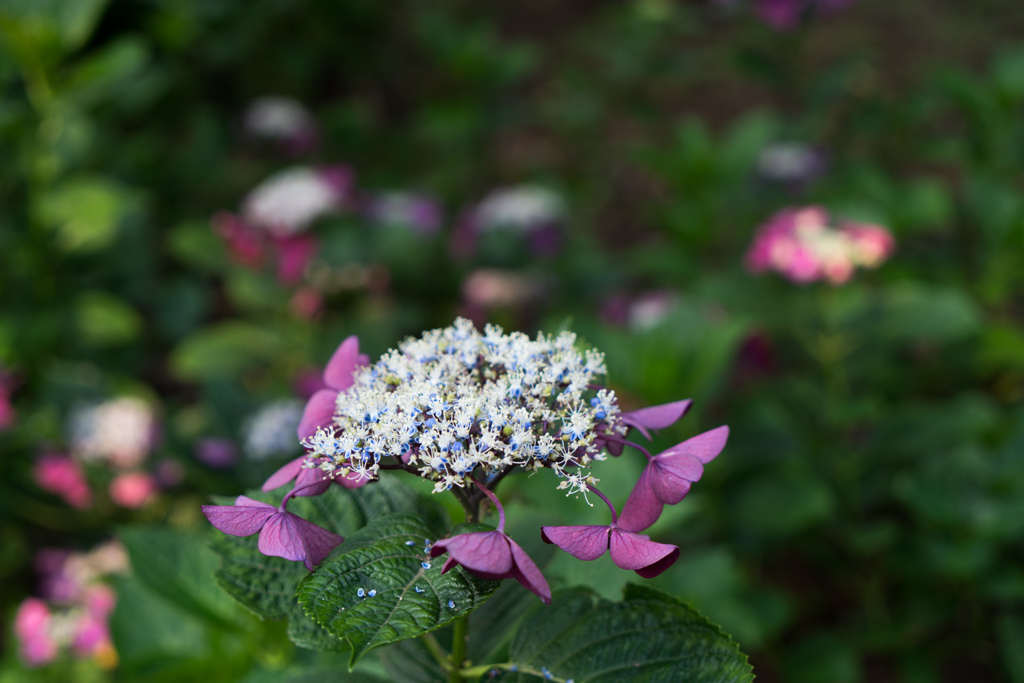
[502,584,754,683]
[169,321,284,381]
[33,175,137,252]
[74,290,142,346]
[297,513,501,666]
[109,574,216,674]
[0,0,110,58]
[119,526,241,628]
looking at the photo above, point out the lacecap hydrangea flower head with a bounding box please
[204,318,728,602]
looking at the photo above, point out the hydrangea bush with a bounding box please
[202,319,750,680]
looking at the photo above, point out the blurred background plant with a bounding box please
[2,0,1024,681]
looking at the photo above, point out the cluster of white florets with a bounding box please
[303,318,624,495]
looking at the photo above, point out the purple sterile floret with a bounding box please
[540,525,678,579]
[540,486,680,579]
[202,495,277,536]
[202,494,343,571]
[428,479,551,603]
[296,335,368,441]
[619,399,693,441]
[618,425,729,533]
[257,510,343,571]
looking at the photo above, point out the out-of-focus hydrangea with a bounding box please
[213,165,352,285]
[16,541,128,668]
[242,166,352,237]
[69,397,157,470]
[109,472,158,509]
[33,454,93,509]
[745,206,894,285]
[242,96,319,155]
[243,400,304,461]
[364,191,443,234]
[757,142,826,186]
[712,0,856,29]
[452,185,566,258]
[601,291,678,332]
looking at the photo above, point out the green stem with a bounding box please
[449,615,469,682]
[459,663,570,681]
[420,632,451,673]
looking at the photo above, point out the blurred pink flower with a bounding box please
[14,599,58,667]
[289,285,324,320]
[462,269,539,309]
[33,454,93,510]
[746,206,892,285]
[109,472,157,509]
[842,222,895,267]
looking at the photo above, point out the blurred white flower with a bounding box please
[242,166,349,237]
[243,400,304,461]
[69,398,157,470]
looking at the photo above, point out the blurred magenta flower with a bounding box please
[202,493,343,571]
[109,472,158,508]
[33,454,93,509]
[429,480,551,603]
[242,95,320,155]
[542,487,680,578]
[745,206,893,285]
[618,426,729,532]
[0,365,16,431]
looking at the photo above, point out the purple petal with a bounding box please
[258,511,343,571]
[608,528,679,578]
[202,496,276,536]
[261,456,306,492]
[649,454,702,505]
[617,467,665,533]
[440,556,459,574]
[433,532,513,577]
[540,525,610,561]
[620,399,692,440]
[665,425,729,464]
[291,465,332,497]
[323,336,368,392]
[297,389,338,441]
[508,537,552,604]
